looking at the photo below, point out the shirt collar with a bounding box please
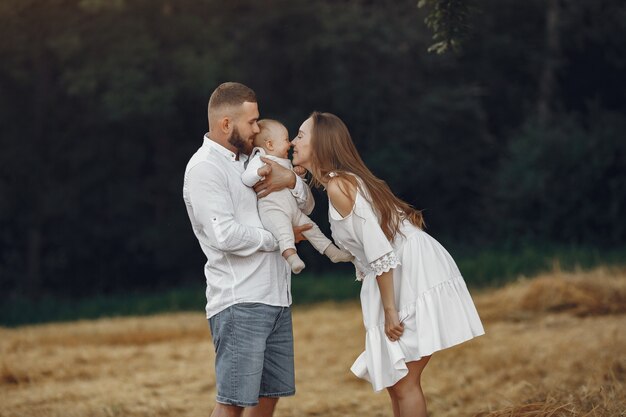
[203,134,249,163]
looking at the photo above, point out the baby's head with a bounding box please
[254,119,291,159]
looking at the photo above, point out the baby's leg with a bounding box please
[260,207,305,274]
[295,211,353,263]
[323,243,354,263]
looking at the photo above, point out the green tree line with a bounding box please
[1,0,625,298]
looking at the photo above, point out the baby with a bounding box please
[242,119,353,273]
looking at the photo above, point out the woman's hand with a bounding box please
[375,270,403,341]
[384,308,404,342]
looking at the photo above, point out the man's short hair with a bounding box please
[208,82,257,113]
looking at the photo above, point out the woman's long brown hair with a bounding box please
[309,111,424,240]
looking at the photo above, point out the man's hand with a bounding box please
[293,223,313,243]
[254,156,297,198]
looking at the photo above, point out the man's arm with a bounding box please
[254,157,315,215]
[290,174,315,215]
[188,162,277,256]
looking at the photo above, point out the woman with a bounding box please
[291,112,484,417]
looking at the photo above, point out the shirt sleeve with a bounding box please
[188,161,278,256]
[352,194,400,276]
[241,154,265,187]
[291,175,315,215]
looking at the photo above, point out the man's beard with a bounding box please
[228,126,254,155]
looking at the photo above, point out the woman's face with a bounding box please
[291,117,313,170]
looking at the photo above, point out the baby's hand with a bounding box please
[293,166,307,178]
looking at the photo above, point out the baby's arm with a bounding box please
[241,154,266,187]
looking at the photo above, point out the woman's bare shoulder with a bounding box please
[327,174,357,218]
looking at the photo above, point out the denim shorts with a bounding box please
[208,303,295,407]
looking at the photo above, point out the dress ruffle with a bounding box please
[350,275,485,392]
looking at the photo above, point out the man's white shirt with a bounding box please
[183,135,313,318]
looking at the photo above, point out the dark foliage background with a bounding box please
[1,0,625,300]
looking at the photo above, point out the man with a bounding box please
[183,82,313,417]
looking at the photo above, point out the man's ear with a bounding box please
[266,139,275,151]
[219,116,232,134]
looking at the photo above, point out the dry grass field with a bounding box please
[1,267,625,417]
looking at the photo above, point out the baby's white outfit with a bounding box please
[327,172,485,392]
[242,147,336,256]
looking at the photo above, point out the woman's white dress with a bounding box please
[328,174,485,392]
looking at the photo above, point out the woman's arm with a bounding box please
[376,270,404,341]
[328,176,403,341]
[326,176,357,218]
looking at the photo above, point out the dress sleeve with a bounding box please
[352,193,400,276]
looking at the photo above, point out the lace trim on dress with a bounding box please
[371,251,400,276]
[355,251,401,281]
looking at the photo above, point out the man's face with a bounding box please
[228,101,260,155]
